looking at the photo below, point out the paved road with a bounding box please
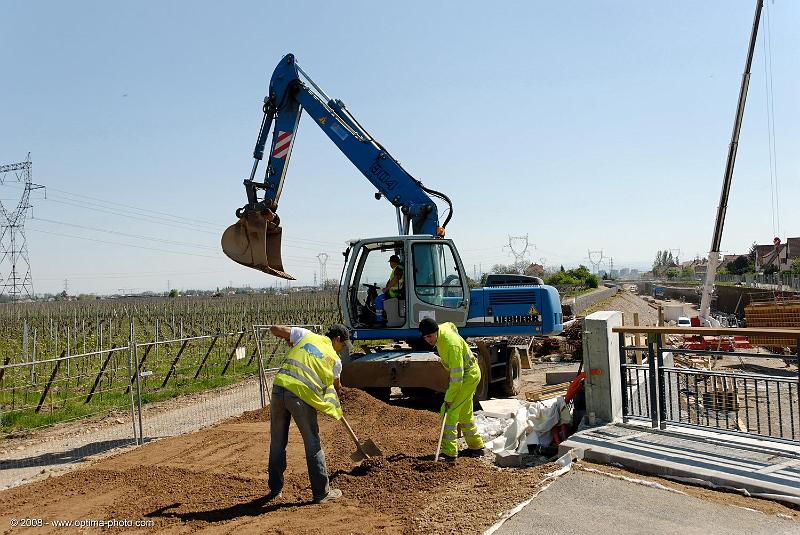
[493,470,796,535]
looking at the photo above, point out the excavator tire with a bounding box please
[473,347,490,401]
[497,348,522,397]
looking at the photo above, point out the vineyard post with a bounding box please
[23,320,28,366]
[132,320,144,443]
[31,328,37,385]
[126,322,139,445]
[155,318,160,369]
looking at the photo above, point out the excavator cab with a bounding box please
[341,236,470,338]
[221,210,294,280]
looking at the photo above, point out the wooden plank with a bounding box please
[36,350,65,413]
[524,381,570,402]
[85,345,117,403]
[161,340,189,388]
[193,335,219,379]
[633,312,642,365]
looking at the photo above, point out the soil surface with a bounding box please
[0,388,556,534]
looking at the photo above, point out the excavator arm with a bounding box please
[222,53,452,279]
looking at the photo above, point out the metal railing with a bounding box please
[614,326,800,444]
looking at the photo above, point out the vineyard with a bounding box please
[0,292,339,431]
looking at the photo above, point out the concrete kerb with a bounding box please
[559,424,800,506]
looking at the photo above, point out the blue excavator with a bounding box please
[222,54,563,398]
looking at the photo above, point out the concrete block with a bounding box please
[480,398,522,419]
[583,311,623,425]
[494,450,522,468]
[546,371,578,385]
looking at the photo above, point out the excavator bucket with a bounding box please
[221,212,295,280]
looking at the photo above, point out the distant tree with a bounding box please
[168,289,179,298]
[791,257,800,275]
[727,255,752,275]
[665,267,679,279]
[748,242,758,262]
[560,265,565,272]
[544,271,580,286]
[680,266,695,279]
[764,264,779,275]
[490,263,519,275]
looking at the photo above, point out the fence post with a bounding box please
[656,335,667,430]
[618,332,628,422]
[126,322,139,444]
[647,334,659,429]
[133,320,144,444]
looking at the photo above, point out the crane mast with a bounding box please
[699,0,763,326]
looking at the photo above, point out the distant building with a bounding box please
[679,258,707,278]
[754,237,800,271]
[720,254,740,269]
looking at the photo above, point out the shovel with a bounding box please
[341,416,382,462]
[433,413,447,462]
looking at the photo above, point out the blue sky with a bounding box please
[1,1,798,294]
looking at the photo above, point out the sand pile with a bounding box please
[0,388,554,534]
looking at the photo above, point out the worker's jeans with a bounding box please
[268,385,330,500]
[374,292,388,320]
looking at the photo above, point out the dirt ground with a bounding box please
[0,388,556,534]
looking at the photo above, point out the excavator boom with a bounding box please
[222,53,450,280]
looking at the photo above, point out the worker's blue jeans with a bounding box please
[374,292,388,320]
[268,384,330,501]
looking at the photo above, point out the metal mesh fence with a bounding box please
[0,323,327,488]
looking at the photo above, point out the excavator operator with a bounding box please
[374,254,404,324]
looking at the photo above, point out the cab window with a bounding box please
[412,242,463,308]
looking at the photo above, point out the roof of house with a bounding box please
[787,237,800,258]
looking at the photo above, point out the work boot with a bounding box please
[314,488,342,504]
[436,454,456,463]
[460,448,486,458]
[265,489,282,501]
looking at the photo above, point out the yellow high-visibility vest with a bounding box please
[388,265,404,298]
[273,331,342,420]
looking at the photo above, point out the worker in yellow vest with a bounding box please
[267,323,351,504]
[418,317,485,462]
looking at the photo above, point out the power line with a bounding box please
[2,182,346,250]
[587,249,604,274]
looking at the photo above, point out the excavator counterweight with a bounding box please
[221,211,294,280]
